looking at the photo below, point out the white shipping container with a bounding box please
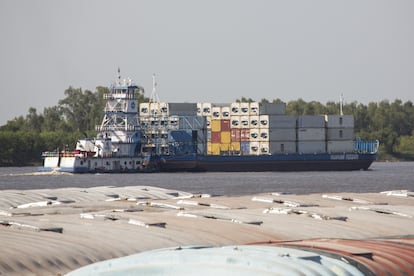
[298,141,326,153]
[269,141,297,154]
[250,128,260,141]
[297,128,326,141]
[259,128,269,141]
[259,115,269,128]
[230,102,240,115]
[230,116,241,128]
[268,115,297,128]
[327,140,354,153]
[325,115,354,128]
[259,142,270,154]
[327,128,354,140]
[298,115,325,128]
[139,103,150,115]
[250,115,260,128]
[268,128,296,141]
[250,102,260,115]
[159,102,169,115]
[249,141,260,155]
[240,102,250,115]
[212,106,221,119]
[149,102,160,115]
[221,106,230,119]
[240,116,250,128]
[197,103,202,116]
[202,103,212,116]
[206,116,212,129]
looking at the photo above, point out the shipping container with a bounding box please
[250,116,260,128]
[259,142,270,154]
[211,119,221,132]
[221,119,231,131]
[149,102,160,115]
[230,102,240,116]
[211,131,221,143]
[212,106,221,119]
[259,115,269,128]
[241,129,250,141]
[221,106,230,119]
[259,128,269,141]
[327,140,354,153]
[240,102,250,115]
[269,141,297,154]
[139,103,150,115]
[230,116,240,128]
[298,115,325,128]
[297,128,326,141]
[259,103,286,115]
[206,130,212,142]
[268,115,297,128]
[230,141,241,151]
[268,128,296,141]
[206,116,211,129]
[327,128,354,140]
[325,115,354,128]
[159,102,169,115]
[197,103,202,116]
[209,143,220,155]
[250,128,260,141]
[241,141,250,154]
[231,129,241,142]
[298,141,326,153]
[220,143,230,152]
[250,141,260,155]
[221,131,231,144]
[250,102,260,115]
[168,103,198,116]
[240,116,250,128]
[202,103,212,116]
[178,116,206,130]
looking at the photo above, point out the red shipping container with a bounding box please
[221,120,231,131]
[231,129,241,142]
[211,131,221,143]
[241,129,250,141]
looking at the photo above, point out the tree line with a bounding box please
[1,88,413,166]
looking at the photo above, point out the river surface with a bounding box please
[0,162,413,196]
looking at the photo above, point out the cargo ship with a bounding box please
[41,71,379,173]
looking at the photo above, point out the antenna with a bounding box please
[150,73,160,103]
[340,94,344,115]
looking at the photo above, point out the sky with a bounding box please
[1,0,413,125]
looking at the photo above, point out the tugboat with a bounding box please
[42,71,379,173]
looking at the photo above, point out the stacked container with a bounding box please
[297,115,326,154]
[259,115,297,154]
[325,115,354,153]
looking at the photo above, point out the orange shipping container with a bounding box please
[221,131,231,144]
[221,119,231,131]
[231,129,241,141]
[211,131,221,143]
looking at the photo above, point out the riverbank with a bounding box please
[0,186,413,275]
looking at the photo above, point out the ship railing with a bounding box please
[354,140,380,154]
[103,92,137,100]
[96,125,140,132]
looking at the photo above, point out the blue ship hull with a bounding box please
[158,153,377,172]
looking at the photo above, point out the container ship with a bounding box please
[41,72,379,173]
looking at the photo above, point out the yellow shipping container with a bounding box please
[221,131,231,144]
[220,143,230,151]
[210,143,221,155]
[211,119,221,132]
[230,141,241,151]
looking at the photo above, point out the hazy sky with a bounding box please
[1,0,413,125]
